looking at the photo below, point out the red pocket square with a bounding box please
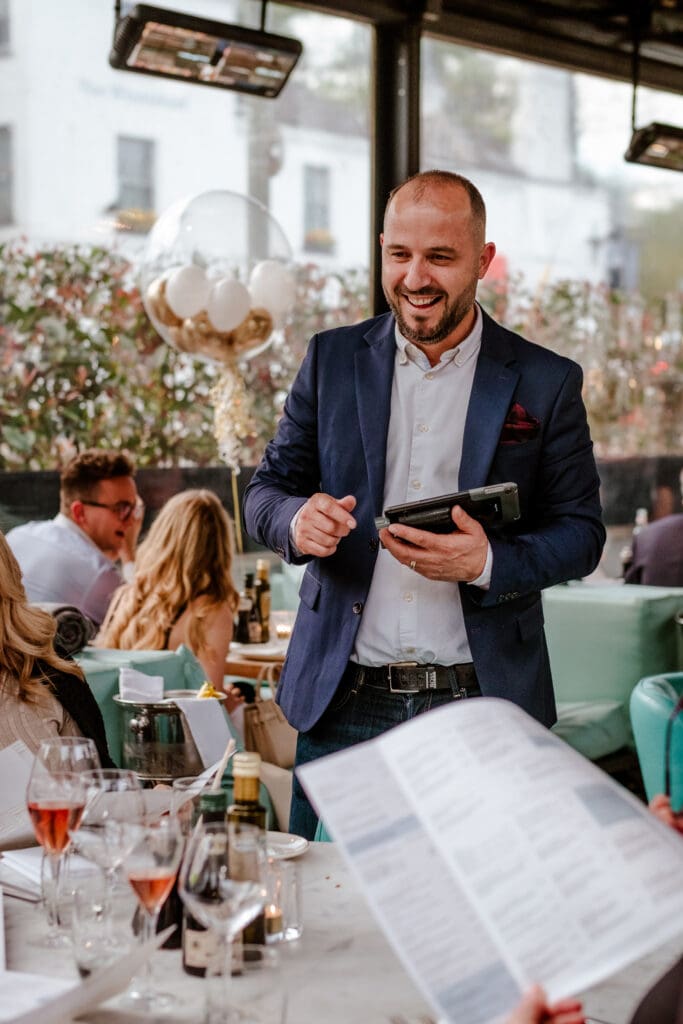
[499,402,540,445]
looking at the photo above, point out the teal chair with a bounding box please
[630,672,683,809]
[314,819,333,842]
[544,583,683,761]
[76,645,208,764]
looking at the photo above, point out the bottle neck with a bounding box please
[233,776,260,803]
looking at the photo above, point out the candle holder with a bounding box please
[264,857,302,944]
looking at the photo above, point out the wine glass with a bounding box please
[34,736,101,774]
[26,767,87,948]
[122,815,184,1012]
[178,821,265,1024]
[70,769,146,908]
[32,737,100,931]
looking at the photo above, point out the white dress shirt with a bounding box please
[6,513,125,625]
[352,305,490,667]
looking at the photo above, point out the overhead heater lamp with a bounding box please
[624,10,683,172]
[625,121,683,171]
[109,3,303,98]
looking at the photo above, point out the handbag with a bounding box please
[242,665,298,770]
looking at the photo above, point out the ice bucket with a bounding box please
[113,688,227,784]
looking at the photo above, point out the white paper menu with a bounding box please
[299,698,683,1024]
[0,742,35,850]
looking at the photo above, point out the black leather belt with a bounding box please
[351,661,480,696]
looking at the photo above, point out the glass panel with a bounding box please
[422,37,683,568]
[117,135,155,213]
[0,0,371,477]
[0,125,11,224]
[0,0,9,51]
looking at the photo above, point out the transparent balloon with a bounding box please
[139,190,294,364]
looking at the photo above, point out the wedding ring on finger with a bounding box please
[409,559,417,571]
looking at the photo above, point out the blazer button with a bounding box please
[352,602,363,615]
[369,538,379,552]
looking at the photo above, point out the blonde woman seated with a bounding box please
[0,532,115,767]
[96,489,244,712]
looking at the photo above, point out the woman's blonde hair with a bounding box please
[97,489,239,657]
[0,532,83,702]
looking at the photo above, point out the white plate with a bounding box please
[266,831,309,860]
[230,643,287,662]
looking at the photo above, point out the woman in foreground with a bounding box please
[0,531,114,767]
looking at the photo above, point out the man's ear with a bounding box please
[478,241,496,279]
[70,500,86,527]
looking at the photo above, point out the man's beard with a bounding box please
[385,285,476,346]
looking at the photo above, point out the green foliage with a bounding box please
[0,239,219,470]
[0,238,680,471]
[478,276,683,455]
[0,241,371,470]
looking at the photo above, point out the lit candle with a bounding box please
[265,902,283,936]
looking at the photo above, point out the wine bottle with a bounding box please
[244,572,262,644]
[235,572,255,644]
[181,789,228,977]
[228,752,267,947]
[255,559,271,643]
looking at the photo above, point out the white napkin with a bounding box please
[172,697,233,769]
[118,667,164,702]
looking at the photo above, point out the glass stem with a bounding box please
[205,932,234,1024]
[137,906,156,997]
[45,852,62,935]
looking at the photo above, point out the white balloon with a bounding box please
[248,260,295,319]
[206,278,252,333]
[165,265,210,319]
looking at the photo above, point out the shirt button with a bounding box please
[425,372,434,380]
[411,480,421,490]
[403,593,414,602]
[419,423,429,433]
[352,602,363,614]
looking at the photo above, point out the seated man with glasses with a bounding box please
[6,449,143,625]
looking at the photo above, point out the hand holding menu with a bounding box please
[299,699,683,1024]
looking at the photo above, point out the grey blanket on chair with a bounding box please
[34,602,97,657]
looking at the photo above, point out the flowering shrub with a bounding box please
[0,240,218,469]
[478,276,683,456]
[0,238,680,471]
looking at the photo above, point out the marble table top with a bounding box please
[2,842,682,1023]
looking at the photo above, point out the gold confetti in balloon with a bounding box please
[138,190,294,470]
[210,368,256,469]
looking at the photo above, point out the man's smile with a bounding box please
[400,292,442,310]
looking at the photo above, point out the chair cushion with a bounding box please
[553,700,632,760]
[543,583,683,705]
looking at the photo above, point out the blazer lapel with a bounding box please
[355,316,395,513]
[459,313,520,489]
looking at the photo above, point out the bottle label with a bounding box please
[184,925,219,968]
[248,619,262,643]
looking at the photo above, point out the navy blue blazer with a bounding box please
[244,309,605,733]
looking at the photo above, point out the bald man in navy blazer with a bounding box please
[244,170,605,838]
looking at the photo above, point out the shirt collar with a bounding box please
[394,303,483,368]
[55,511,109,557]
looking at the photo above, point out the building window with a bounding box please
[0,0,9,53]
[116,136,155,224]
[0,126,13,225]
[303,164,334,253]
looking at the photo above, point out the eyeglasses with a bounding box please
[81,499,143,523]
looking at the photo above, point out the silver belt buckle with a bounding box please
[388,662,428,693]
